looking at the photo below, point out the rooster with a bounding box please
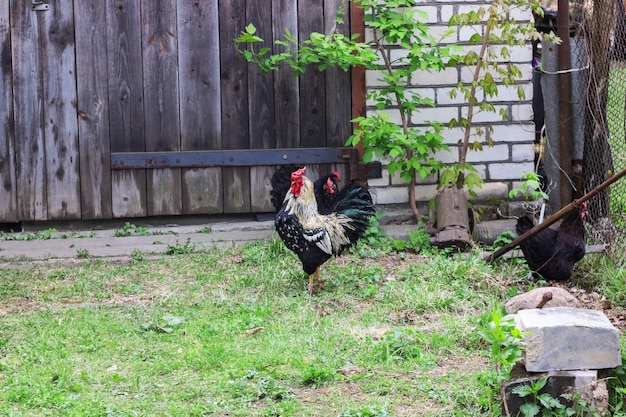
[270,164,341,214]
[515,202,587,281]
[275,167,375,293]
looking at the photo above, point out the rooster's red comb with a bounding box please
[291,167,306,181]
[331,170,341,181]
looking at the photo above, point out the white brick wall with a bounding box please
[365,0,535,206]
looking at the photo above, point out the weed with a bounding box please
[509,171,548,201]
[492,230,516,250]
[165,238,196,255]
[0,228,57,241]
[404,227,434,254]
[141,314,185,334]
[338,405,391,417]
[130,249,144,263]
[476,308,525,415]
[371,328,436,367]
[301,365,336,387]
[228,370,293,403]
[196,226,212,234]
[513,377,601,416]
[76,248,90,259]
[114,222,176,237]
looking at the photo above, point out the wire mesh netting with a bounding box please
[536,0,626,257]
[579,0,626,254]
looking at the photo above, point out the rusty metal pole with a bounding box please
[557,0,573,206]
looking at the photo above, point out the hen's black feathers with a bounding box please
[515,206,586,281]
[270,164,299,212]
[270,164,339,214]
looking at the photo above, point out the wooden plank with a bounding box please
[219,0,250,213]
[324,0,351,149]
[247,0,275,212]
[298,0,326,148]
[0,1,16,222]
[178,0,222,214]
[11,3,46,220]
[142,0,182,216]
[107,0,147,218]
[323,0,352,183]
[42,0,81,220]
[74,0,112,219]
[111,148,353,168]
[273,0,299,148]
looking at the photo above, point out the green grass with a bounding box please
[0,239,624,416]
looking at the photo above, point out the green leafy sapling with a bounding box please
[441,0,558,195]
[509,171,548,201]
[235,1,456,222]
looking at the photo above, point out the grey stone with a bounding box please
[515,307,621,372]
[505,287,581,314]
[504,367,609,416]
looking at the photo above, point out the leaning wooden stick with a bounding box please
[484,165,626,262]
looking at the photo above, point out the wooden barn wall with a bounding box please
[0,0,352,222]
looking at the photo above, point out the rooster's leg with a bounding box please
[316,268,324,291]
[308,274,315,293]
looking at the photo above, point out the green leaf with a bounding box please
[245,23,257,35]
[519,403,540,417]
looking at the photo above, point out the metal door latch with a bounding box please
[32,0,49,11]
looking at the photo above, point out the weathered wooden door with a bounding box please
[0,0,355,223]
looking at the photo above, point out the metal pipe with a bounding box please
[484,164,626,262]
[557,0,573,206]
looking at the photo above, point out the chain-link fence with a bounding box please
[535,0,626,256]
[578,0,626,254]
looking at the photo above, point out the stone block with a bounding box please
[515,307,621,372]
[504,365,609,416]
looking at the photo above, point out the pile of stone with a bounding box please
[504,287,622,415]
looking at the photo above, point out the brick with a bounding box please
[437,87,484,105]
[461,105,508,123]
[511,103,533,121]
[459,26,482,42]
[368,170,390,187]
[413,184,439,201]
[389,48,409,63]
[434,147,459,164]
[490,124,535,142]
[440,5,455,22]
[410,67,459,86]
[457,4,485,15]
[488,162,534,180]
[429,25,457,43]
[366,109,403,125]
[440,128,463,145]
[371,186,408,205]
[366,70,390,87]
[515,307,621,372]
[466,144,509,163]
[508,6,532,22]
[511,144,534,162]
[469,181,508,200]
[412,6,439,23]
[411,106,458,125]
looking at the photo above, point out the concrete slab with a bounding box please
[515,307,621,372]
[0,217,421,266]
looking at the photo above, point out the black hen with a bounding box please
[270,164,341,214]
[515,202,587,281]
[275,167,375,293]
